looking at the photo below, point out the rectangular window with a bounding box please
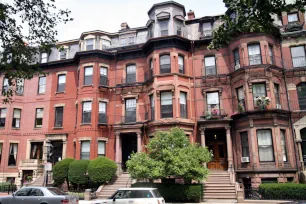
[100,67,108,86]
[126,65,136,83]
[101,39,111,50]
[99,102,107,124]
[257,129,274,162]
[38,76,46,94]
[128,37,135,45]
[120,38,127,45]
[160,55,171,74]
[41,53,48,63]
[0,143,2,164]
[160,20,169,36]
[178,56,184,74]
[73,142,76,159]
[150,59,154,78]
[240,132,249,157]
[269,45,274,64]
[125,99,136,123]
[150,95,155,121]
[161,92,173,118]
[84,67,93,85]
[252,83,266,105]
[60,49,67,60]
[98,141,106,157]
[291,46,306,68]
[248,44,261,65]
[16,78,24,95]
[82,101,92,124]
[234,49,240,70]
[0,108,6,128]
[30,142,43,160]
[35,108,44,128]
[2,78,9,94]
[205,56,216,75]
[280,130,287,162]
[206,92,220,116]
[81,141,90,160]
[274,83,281,107]
[176,21,183,36]
[237,87,245,110]
[180,92,187,118]
[86,39,94,50]
[288,13,298,23]
[57,74,66,92]
[8,143,18,166]
[12,109,21,128]
[55,107,63,127]
[202,22,212,36]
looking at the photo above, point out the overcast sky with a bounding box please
[54,0,227,42]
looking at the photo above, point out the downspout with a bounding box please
[114,51,118,125]
[281,46,301,175]
[191,41,197,142]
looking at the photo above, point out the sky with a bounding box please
[54,0,227,42]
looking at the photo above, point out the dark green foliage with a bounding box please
[68,160,90,185]
[88,157,117,185]
[132,183,202,203]
[53,158,74,186]
[259,183,306,200]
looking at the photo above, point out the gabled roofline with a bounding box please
[148,1,186,16]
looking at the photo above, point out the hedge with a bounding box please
[259,183,306,200]
[53,158,74,186]
[88,156,117,185]
[68,160,90,185]
[132,183,202,202]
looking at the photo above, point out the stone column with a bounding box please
[200,126,206,147]
[297,141,305,171]
[62,140,67,160]
[115,132,120,163]
[137,132,142,152]
[225,126,233,170]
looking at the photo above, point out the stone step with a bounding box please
[203,193,236,200]
[204,186,236,190]
[205,181,234,184]
[204,189,236,193]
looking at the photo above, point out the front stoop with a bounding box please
[203,172,237,202]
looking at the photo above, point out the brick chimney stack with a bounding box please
[121,22,129,30]
[187,10,195,20]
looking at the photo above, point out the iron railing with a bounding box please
[292,56,306,68]
[244,188,306,200]
[99,76,109,86]
[98,114,107,124]
[122,111,136,123]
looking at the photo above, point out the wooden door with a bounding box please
[207,141,228,170]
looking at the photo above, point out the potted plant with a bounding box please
[255,96,270,110]
[238,103,245,113]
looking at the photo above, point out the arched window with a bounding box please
[160,55,171,74]
[297,83,306,110]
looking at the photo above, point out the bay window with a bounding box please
[257,129,274,162]
[98,141,106,157]
[248,44,261,65]
[159,20,169,36]
[161,92,173,118]
[205,56,216,76]
[82,101,92,124]
[84,67,93,85]
[126,65,136,83]
[81,141,90,160]
[160,55,171,74]
[12,109,21,128]
[206,92,220,116]
[252,83,266,106]
[178,55,184,74]
[180,92,187,118]
[237,87,245,111]
[100,67,108,86]
[86,39,94,50]
[291,46,306,68]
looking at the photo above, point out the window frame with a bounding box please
[178,55,184,74]
[86,39,94,50]
[150,94,155,121]
[206,92,220,116]
[98,102,107,124]
[82,101,92,124]
[247,43,262,65]
[98,141,106,157]
[100,67,108,86]
[40,52,48,63]
[290,46,306,68]
[236,86,245,110]
[12,108,21,128]
[84,66,93,86]
[202,22,212,37]
[180,92,187,118]
[160,54,171,74]
[125,98,136,123]
[0,108,6,128]
[35,108,44,128]
[233,49,240,70]
[8,143,18,166]
[54,106,64,128]
[257,129,275,162]
[2,78,9,94]
[38,76,46,94]
[204,56,217,76]
[80,141,90,160]
[274,83,281,106]
[160,91,173,118]
[59,49,67,60]
[252,83,267,105]
[280,129,288,162]
[159,20,169,37]
[57,74,66,93]
[15,78,24,96]
[269,45,274,65]
[126,64,136,83]
[30,142,43,160]
[240,131,250,158]
[288,12,299,23]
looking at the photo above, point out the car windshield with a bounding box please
[152,189,162,198]
[47,188,68,195]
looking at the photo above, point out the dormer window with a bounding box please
[101,39,111,50]
[176,21,184,36]
[148,25,154,38]
[86,39,94,50]
[202,22,212,37]
[60,49,67,60]
[160,20,169,37]
[288,13,298,23]
[120,38,127,45]
[128,37,135,45]
[41,52,48,63]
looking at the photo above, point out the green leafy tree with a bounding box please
[88,156,117,185]
[0,0,72,102]
[127,127,211,182]
[68,160,89,186]
[53,158,74,187]
[209,0,306,50]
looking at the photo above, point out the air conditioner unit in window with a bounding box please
[241,157,250,163]
[235,64,240,70]
[276,104,282,109]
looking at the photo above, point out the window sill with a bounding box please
[15,94,24,97]
[34,127,42,130]
[11,128,20,130]
[8,166,17,168]
[81,123,92,126]
[53,127,63,130]
[82,84,93,88]
[0,127,5,129]
[55,91,65,94]
[37,93,45,96]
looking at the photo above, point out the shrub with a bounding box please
[0,182,17,192]
[88,156,117,185]
[132,182,202,202]
[259,183,306,200]
[68,160,90,185]
[53,158,74,186]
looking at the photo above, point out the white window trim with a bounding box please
[58,46,69,60]
[84,35,96,50]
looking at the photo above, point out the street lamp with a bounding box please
[44,140,53,186]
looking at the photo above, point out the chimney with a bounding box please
[121,22,129,30]
[187,10,195,20]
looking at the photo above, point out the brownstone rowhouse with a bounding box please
[0,1,305,188]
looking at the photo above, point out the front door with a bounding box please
[207,141,227,170]
[121,134,137,171]
[50,141,63,165]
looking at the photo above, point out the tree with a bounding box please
[68,160,90,187]
[53,158,74,187]
[0,0,72,102]
[127,127,211,182]
[209,0,306,50]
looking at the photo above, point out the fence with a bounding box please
[0,183,17,194]
[244,188,306,200]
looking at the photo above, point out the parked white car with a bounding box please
[92,188,165,204]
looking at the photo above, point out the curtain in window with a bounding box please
[248,44,260,55]
[257,130,274,162]
[291,46,306,68]
[83,102,92,112]
[98,141,105,156]
[161,92,172,105]
[13,109,21,118]
[205,56,215,66]
[36,109,43,118]
[180,92,187,104]
[99,102,106,113]
[85,67,93,76]
[237,88,244,100]
[100,67,107,76]
[248,44,261,65]
[280,130,287,162]
[252,84,266,99]
[207,92,219,105]
[32,144,37,158]
[178,56,184,73]
[126,99,136,110]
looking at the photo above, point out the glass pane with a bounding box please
[237,87,244,100]
[160,55,170,65]
[180,92,187,104]
[301,128,306,140]
[98,141,105,155]
[291,46,305,58]
[207,92,219,105]
[58,75,66,84]
[218,144,225,158]
[125,99,136,109]
[203,22,212,31]
[252,84,266,98]
[257,130,272,145]
[205,56,215,66]
[288,13,298,22]
[83,102,92,112]
[248,44,260,55]
[100,67,107,76]
[85,67,93,76]
[81,141,90,152]
[36,108,44,118]
[161,92,172,105]
[13,109,21,118]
